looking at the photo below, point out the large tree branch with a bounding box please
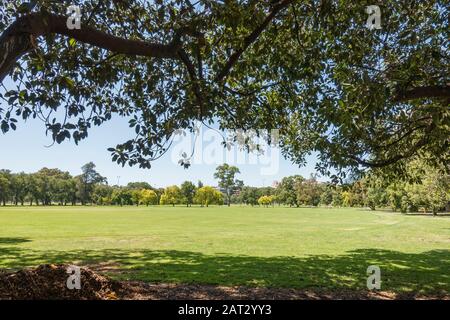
[394,85,450,102]
[373,124,428,151]
[177,48,204,117]
[0,12,182,83]
[348,124,435,168]
[215,0,294,82]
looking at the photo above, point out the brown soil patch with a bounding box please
[0,264,121,300]
[0,265,448,300]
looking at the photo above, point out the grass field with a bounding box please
[0,206,449,294]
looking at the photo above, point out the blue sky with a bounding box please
[0,113,326,187]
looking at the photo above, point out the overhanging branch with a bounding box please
[0,12,182,83]
[215,0,294,82]
[348,124,435,168]
[394,85,450,102]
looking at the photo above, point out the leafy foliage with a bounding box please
[194,185,223,207]
[159,185,182,206]
[257,195,274,207]
[0,1,447,178]
[140,188,158,206]
[214,163,242,206]
[180,180,196,206]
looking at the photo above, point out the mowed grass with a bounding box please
[0,206,449,294]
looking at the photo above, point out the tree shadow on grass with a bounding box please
[403,213,450,217]
[0,244,448,295]
[0,237,31,245]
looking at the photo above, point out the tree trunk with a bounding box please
[0,30,32,83]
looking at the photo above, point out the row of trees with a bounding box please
[1,161,448,214]
[159,184,223,207]
[108,163,239,207]
[0,162,105,206]
[90,182,224,207]
[0,163,225,207]
[246,160,448,215]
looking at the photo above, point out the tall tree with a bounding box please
[0,170,11,206]
[275,175,304,207]
[77,162,106,205]
[214,164,242,206]
[180,181,196,207]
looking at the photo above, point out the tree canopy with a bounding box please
[214,163,242,206]
[0,1,448,178]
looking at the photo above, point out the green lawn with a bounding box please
[0,206,449,294]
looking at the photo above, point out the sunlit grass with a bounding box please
[0,206,449,294]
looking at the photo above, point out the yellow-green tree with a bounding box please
[140,189,158,206]
[194,186,223,207]
[342,191,353,207]
[258,195,274,207]
[160,185,182,206]
[131,189,142,206]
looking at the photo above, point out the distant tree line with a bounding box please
[231,160,449,215]
[0,160,448,214]
[0,162,224,207]
[0,162,105,206]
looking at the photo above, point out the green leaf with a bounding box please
[69,38,77,48]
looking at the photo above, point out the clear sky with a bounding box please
[0,75,328,188]
[0,112,329,188]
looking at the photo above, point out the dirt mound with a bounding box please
[0,264,122,300]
